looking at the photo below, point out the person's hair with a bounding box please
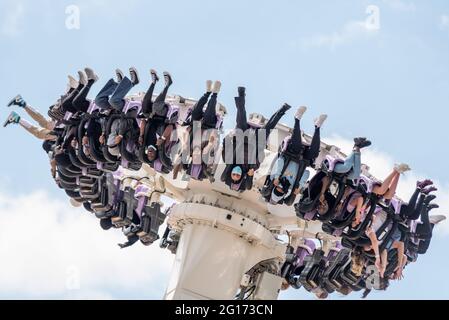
[338,285,352,296]
[100,218,113,231]
[350,247,366,277]
[316,291,328,300]
[42,140,54,153]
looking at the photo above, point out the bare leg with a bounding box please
[383,172,400,200]
[24,106,54,130]
[373,170,399,195]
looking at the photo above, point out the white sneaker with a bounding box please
[68,75,78,89]
[206,80,213,93]
[295,106,307,120]
[212,81,221,94]
[78,70,87,86]
[314,114,328,128]
[84,67,98,82]
[115,69,124,82]
[395,163,411,174]
[430,215,446,225]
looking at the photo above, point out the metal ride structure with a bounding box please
[51,92,437,300]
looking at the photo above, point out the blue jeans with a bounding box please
[95,77,133,111]
[95,79,118,110]
[333,151,361,180]
[109,77,133,111]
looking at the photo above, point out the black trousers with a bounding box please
[191,92,218,128]
[235,97,287,141]
[400,188,424,220]
[288,118,321,160]
[72,80,95,113]
[142,81,171,116]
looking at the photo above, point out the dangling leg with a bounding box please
[154,72,173,104]
[95,78,118,110]
[142,69,159,116]
[109,76,134,111]
[234,87,249,131]
[202,81,220,128]
[73,67,98,113]
[263,103,292,140]
[287,106,305,154]
[383,171,401,200]
[192,80,213,122]
[373,170,398,196]
[400,187,420,219]
[303,114,327,160]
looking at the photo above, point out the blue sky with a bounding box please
[0,0,448,300]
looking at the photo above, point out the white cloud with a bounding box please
[0,189,174,299]
[382,0,416,12]
[299,20,379,51]
[0,2,25,37]
[323,134,449,235]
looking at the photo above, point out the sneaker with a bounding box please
[354,137,371,149]
[395,163,411,174]
[150,69,159,84]
[238,86,246,97]
[3,111,20,127]
[115,69,124,82]
[424,194,437,203]
[280,103,292,113]
[206,80,213,93]
[212,81,221,94]
[427,204,440,211]
[129,67,140,86]
[314,114,328,128]
[68,75,79,89]
[163,72,173,87]
[78,70,87,86]
[417,179,433,189]
[295,106,307,120]
[84,67,99,83]
[422,187,438,195]
[7,94,26,108]
[429,215,446,225]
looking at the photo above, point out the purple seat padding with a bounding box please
[190,164,202,180]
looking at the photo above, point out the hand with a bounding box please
[156,138,164,146]
[248,169,255,176]
[293,188,300,195]
[99,134,105,145]
[82,136,89,145]
[273,178,280,186]
[375,257,382,274]
[114,135,123,145]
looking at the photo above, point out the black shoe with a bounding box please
[7,94,26,108]
[163,72,173,87]
[129,67,140,86]
[354,137,367,145]
[281,103,292,113]
[238,87,246,97]
[354,138,371,149]
[428,203,440,211]
[150,69,159,84]
[425,195,437,204]
[115,69,124,82]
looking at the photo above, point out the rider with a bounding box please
[268,106,327,205]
